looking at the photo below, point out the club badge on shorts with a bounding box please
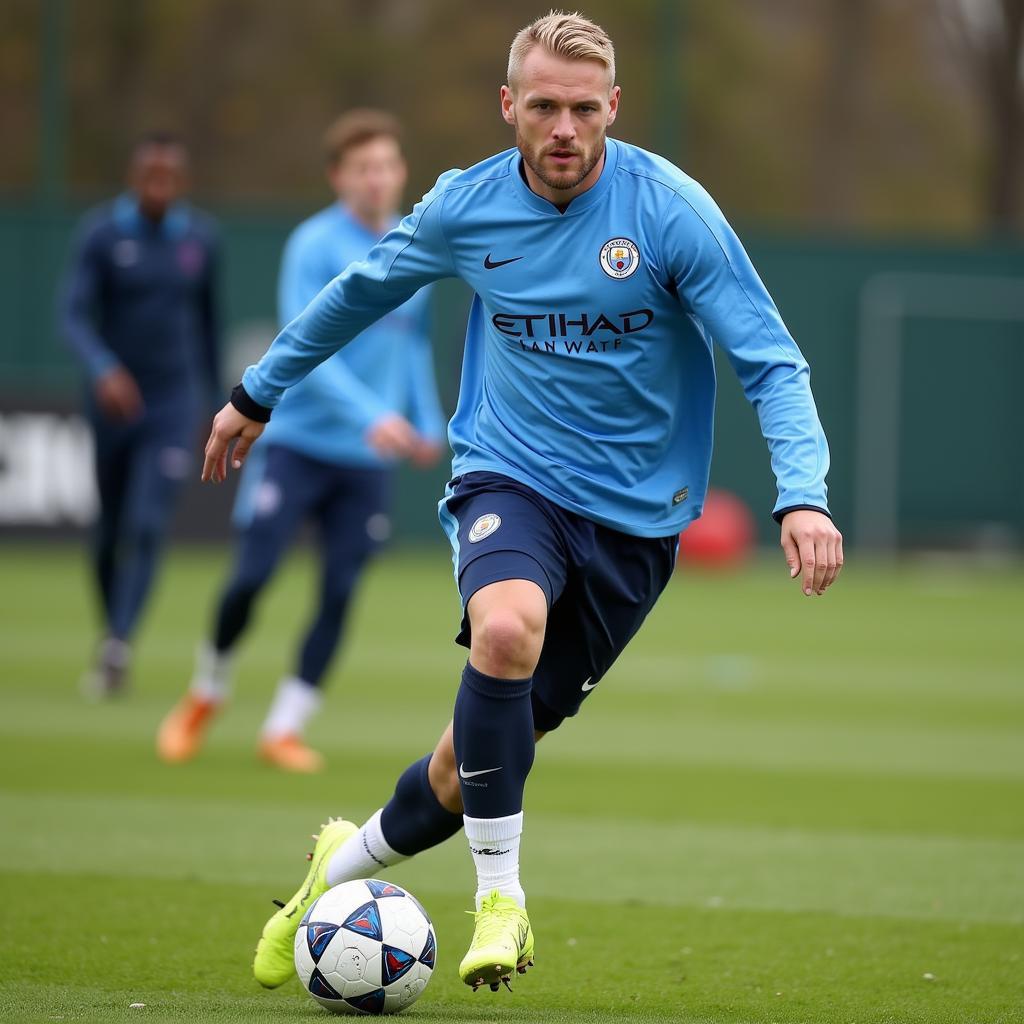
[599,237,640,279]
[468,513,501,543]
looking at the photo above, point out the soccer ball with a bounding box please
[294,879,436,1015]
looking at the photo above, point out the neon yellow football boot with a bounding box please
[459,891,535,991]
[252,817,357,988]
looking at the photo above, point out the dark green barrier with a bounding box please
[2,202,1020,548]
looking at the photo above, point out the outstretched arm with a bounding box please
[203,171,458,482]
[665,182,843,595]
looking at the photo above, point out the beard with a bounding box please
[516,129,606,191]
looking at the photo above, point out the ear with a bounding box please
[500,85,516,127]
[606,85,621,127]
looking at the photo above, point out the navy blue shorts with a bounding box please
[232,444,392,564]
[439,471,679,731]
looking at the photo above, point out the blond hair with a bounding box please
[507,10,615,90]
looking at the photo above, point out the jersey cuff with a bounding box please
[230,382,273,423]
[773,504,832,525]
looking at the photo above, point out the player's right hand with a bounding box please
[202,403,265,483]
[95,367,144,422]
[366,413,418,459]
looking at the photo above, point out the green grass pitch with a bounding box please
[0,543,1022,1023]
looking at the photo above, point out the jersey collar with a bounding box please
[113,192,190,240]
[510,137,620,218]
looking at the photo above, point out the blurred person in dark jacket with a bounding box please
[60,133,221,697]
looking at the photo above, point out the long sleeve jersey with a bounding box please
[241,139,830,537]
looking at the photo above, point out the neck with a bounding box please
[342,201,391,235]
[138,202,167,224]
[522,144,607,211]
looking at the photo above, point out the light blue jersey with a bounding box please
[258,203,444,468]
[243,139,830,538]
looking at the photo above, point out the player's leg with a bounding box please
[157,445,309,762]
[451,575,549,991]
[90,407,191,694]
[106,405,193,648]
[456,577,546,904]
[253,717,547,989]
[533,524,680,724]
[81,418,132,697]
[258,465,390,772]
[210,447,311,663]
[91,423,129,626]
[253,724,462,989]
[324,716,546,886]
[324,725,464,887]
[436,474,575,989]
[254,473,563,989]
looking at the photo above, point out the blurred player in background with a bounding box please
[60,133,220,698]
[157,111,445,773]
[203,10,843,996]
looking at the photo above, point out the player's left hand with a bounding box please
[201,402,265,483]
[780,510,843,597]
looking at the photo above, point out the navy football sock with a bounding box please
[452,662,535,818]
[212,578,260,652]
[379,754,463,856]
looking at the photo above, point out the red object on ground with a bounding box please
[677,487,755,568]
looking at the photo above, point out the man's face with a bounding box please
[501,47,619,197]
[328,135,407,224]
[131,145,187,219]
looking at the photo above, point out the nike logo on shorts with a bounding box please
[459,762,503,779]
[581,677,598,691]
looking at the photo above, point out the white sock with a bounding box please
[464,812,525,909]
[189,644,233,703]
[325,809,406,886]
[261,677,322,739]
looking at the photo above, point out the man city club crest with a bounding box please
[468,513,501,543]
[599,237,640,279]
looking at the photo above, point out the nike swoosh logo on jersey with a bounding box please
[581,677,597,691]
[483,253,524,269]
[459,762,503,779]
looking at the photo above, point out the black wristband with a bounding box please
[773,504,832,525]
[229,382,272,423]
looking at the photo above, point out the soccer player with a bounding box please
[61,134,220,697]
[203,11,844,995]
[156,111,444,773]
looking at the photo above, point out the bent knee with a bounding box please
[472,607,544,677]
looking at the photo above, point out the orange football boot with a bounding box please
[258,733,325,773]
[157,693,221,762]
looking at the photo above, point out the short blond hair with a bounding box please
[507,10,615,91]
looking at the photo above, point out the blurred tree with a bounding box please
[940,0,1024,231]
[814,0,869,226]
[2,0,1018,235]
[0,0,41,193]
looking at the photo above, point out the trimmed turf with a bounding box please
[0,544,1022,1023]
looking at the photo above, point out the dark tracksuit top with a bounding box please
[60,192,221,423]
